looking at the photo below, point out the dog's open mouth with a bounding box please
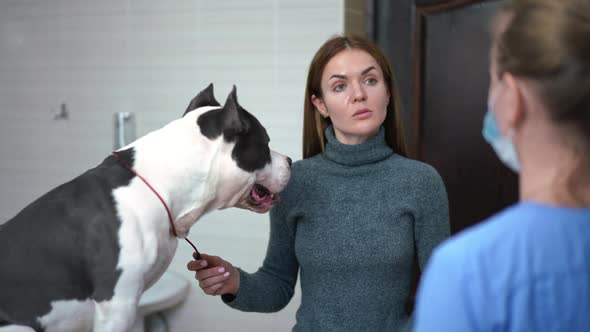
[249,184,280,209]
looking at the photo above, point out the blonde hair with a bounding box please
[494,0,590,138]
[302,35,407,159]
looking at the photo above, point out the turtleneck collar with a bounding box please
[324,125,393,166]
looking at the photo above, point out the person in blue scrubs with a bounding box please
[413,0,590,331]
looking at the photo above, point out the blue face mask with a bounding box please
[482,103,520,172]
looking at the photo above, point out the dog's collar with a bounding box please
[112,152,201,259]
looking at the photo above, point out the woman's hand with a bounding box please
[187,252,240,296]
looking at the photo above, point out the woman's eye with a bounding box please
[333,83,346,92]
[365,78,378,85]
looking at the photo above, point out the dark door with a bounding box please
[374,0,518,234]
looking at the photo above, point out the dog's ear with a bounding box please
[220,85,250,137]
[183,83,220,116]
[196,85,250,140]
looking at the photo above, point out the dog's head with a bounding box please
[183,84,291,213]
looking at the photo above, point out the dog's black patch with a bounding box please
[0,148,137,331]
[183,83,220,116]
[197,85,271,172]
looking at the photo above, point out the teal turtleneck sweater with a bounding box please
[223,126,450,331]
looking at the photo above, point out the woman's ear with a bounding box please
[502,72,525,133]
[493,72,524,136]
[311,95,328,118]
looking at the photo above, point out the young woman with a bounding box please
[188,35,450,331]
[414,0,590,331]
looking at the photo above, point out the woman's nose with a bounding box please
[351,82,367,102]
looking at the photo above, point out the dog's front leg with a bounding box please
[93,298,139,332]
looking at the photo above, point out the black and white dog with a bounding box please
[0,84,291,332]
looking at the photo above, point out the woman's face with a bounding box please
[312,49,389,145]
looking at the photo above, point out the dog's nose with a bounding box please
[286,157,292,167]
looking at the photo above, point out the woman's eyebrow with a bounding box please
[361,66,376,75]
[328,66,377,81]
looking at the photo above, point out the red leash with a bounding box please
[112,152,201,259]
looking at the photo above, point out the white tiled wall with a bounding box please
[0,0,344,330]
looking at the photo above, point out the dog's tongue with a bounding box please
[252,184,277,206]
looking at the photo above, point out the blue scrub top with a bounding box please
[414,202,590,332]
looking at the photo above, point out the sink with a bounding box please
[130,271,190,332]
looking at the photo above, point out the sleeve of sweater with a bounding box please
[221,178,300,312]
[414,165,451,270]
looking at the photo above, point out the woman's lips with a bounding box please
[353,109,372,119]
